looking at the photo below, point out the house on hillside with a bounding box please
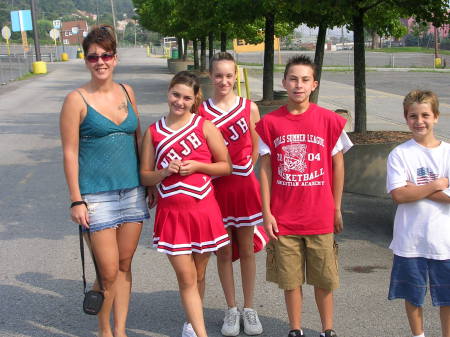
[76,10,97,22]
[61,20,88,46]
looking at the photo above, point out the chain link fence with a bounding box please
[0,44,78,85]
[235,50,449,69]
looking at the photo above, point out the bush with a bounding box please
[441,38,450,51]
[404,33,435,48]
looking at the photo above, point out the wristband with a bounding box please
[71,200,87,208]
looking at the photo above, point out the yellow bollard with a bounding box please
[236,66,242,96]
[243,68,251,99]
[147,45,150,57]
[76,48,84,59]
[435,57,442,68]
[61,53,69,61]
[32,61,47,74]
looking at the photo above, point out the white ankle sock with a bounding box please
[413,333,425,337]
[320,333,325,337]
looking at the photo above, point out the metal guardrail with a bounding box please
[0,45,79,85]
[150,45,166,56]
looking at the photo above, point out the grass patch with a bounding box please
[370,47,450,55]
[408,69,449,73]
[238,62,285,69]
[237,62,262,66]
[322,67,354,72]
[17,72,36,81]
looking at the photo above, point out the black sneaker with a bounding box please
[288,330,305,337]
[323,329,337,337]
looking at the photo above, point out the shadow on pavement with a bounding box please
[0,272,301,337]
[340,192,394,247]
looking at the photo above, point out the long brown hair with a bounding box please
[168,71,203,114]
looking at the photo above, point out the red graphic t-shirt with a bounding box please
[255,103,345,235]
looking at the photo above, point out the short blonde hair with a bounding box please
[403,90,439,118]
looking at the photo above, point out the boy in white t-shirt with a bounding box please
[387,90,450,337]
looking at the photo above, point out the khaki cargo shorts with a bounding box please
[266,233,339,290]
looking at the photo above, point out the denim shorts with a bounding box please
[82,186,150,232]
[388,255,450,306]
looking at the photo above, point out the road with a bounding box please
[245,65,450,138]
[0,48,446,337]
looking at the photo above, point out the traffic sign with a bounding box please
[2,26,11,40]
[53,20,61,29]
[71,27,78,35]
[11,10,32,32]
[49,28,60,40]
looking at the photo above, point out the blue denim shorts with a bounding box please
[388,255,450,307]
[82,186,150,232]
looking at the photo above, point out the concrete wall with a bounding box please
[344,142,400,198]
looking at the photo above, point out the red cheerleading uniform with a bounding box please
[255,103,346,236]
[198,97,267,260]
[149,113,229,255]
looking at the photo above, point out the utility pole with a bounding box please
[30,0,41,61]
[134,20,137,47]
[434,25,439,58]
[96,0,99,25]
[109,0,118,42]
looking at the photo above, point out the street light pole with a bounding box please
[30,0,41,61]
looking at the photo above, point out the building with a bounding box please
[403,17,449,39]
[75,10,97,22]
[61,20,88,45]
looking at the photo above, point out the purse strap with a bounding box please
[79,225,104,293]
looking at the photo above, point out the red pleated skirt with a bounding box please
[213,172,263,228]
[153,191,229,255]
[213,172,268,261]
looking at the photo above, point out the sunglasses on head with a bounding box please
[86,53,115,63]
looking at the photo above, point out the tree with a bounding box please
[37,19,53,43]
[134,0,187,57]
[410,20,429,47]
[288,0,347,104]
[338,0,449,133]
[240,0,299,101]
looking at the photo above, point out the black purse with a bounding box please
[79,225,104,315]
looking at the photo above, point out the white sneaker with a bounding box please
[221,307,240,336]
[242,308,263,335]
[182,322,198,337]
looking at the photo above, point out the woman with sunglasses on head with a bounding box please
[60,25,152,337]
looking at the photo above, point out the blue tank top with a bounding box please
[78,89,140,195]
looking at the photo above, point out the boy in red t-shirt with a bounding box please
[255,55,352,337]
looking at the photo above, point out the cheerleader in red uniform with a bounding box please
[198,52,266,336]
[140,71,232,337]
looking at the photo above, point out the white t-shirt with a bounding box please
[387,139,450,259]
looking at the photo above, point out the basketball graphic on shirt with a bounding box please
[282,144,307,173]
